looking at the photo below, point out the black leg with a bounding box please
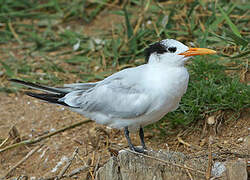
[139,127,147,149]
[124,126,135,151]
[124,127,145,153]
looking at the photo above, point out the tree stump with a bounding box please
[96,149,247,180]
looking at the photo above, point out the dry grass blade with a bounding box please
[133,0,150,35]
[0,136,9,149]
[0,119,92,153]
[93,156,101,177]
[68,164,89,177]
[8,21,23,45]
[184,164,194,180]
[56,147,79,179]
[177,136,201,150]
[2,145,42,179]
[206,136,213,180]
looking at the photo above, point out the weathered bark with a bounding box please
[96,149,248,180]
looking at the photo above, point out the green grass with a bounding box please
[0,0,249,130]
[169,57,249,124]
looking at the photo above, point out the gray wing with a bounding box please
[62,82,98,92]
[60,76,152,119]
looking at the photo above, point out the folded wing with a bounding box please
[61,77,152,119]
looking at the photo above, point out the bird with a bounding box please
[10,39,216,153]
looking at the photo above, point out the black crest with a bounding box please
[144,42,167,62]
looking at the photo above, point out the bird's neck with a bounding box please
[147,63,188,79]
[144,63,189,94]
[148,60,185,69]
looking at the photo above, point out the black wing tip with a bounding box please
[9,79,64,94]
[9,78,35,86]
[9,79,23,83]
[25,92,70,107]
[11,79,77,108]
[25,92,41,98]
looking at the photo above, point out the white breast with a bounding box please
[134,65,189,129]
[114,65,189,131]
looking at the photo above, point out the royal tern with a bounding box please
[10,39,216,153]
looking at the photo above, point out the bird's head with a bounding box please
[145,39,216,66]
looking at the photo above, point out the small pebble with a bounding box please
[207,116,215,125]
[50,128,56,132]
[237,137,243,143]
[147,20,152,25]
[212,162,226,177]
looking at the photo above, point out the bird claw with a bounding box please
[130,146,147,154]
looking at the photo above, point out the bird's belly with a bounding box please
[112,97,181,131]
[135,79,188,128]
[140,96,181,126]
[72,95,181,132]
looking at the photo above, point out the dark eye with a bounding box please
[168,47,177,53]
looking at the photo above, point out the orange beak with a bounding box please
[179,48,216,57]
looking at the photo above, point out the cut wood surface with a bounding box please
[96,149,248,180]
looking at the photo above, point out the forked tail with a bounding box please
[10,79,70,107]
